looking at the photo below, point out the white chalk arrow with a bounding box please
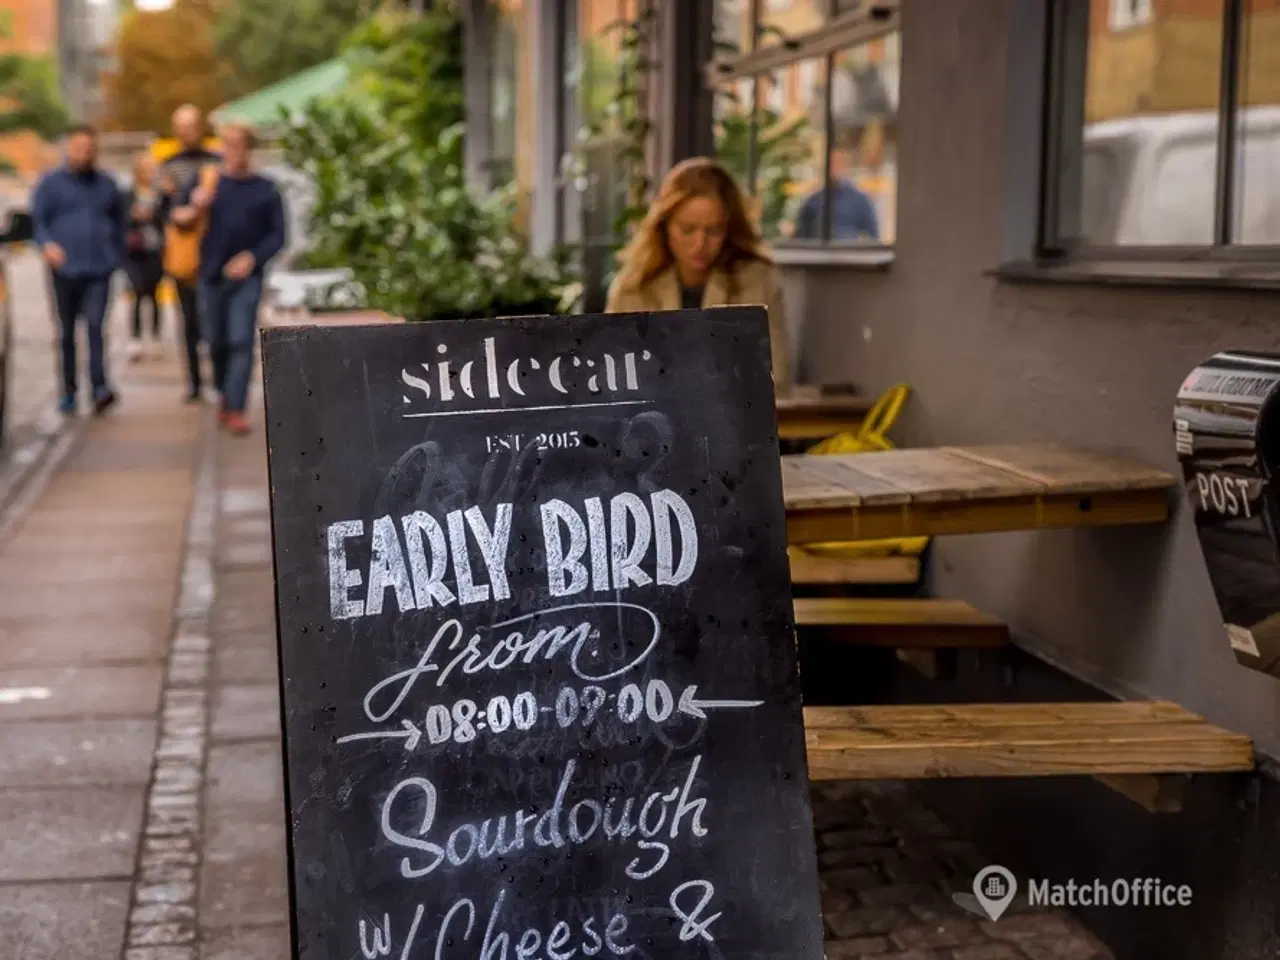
[335,718,422,752]
[677,685,764,719]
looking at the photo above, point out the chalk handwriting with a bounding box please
[386,889,633,960]
[326,490,699,621]
[361,603,661,723]
[379,755,708,882]
[360,914,392,958]
[339,681,763,751]
[669,881,722,943]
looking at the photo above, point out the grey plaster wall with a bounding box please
[780,0,1280,758]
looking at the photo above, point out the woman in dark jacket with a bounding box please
[123,152,166,361]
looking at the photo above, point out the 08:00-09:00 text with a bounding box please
[426,679,683,745]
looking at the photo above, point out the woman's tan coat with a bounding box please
[604,258,792,392]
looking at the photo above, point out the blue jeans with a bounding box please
[50,272,112,398]
[199,275,263,413]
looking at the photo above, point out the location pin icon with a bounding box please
[972,865,1017,921]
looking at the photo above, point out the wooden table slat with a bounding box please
[945,443,1176,494]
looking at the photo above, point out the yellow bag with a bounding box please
[163,164,220,284]
[804,383,929,558]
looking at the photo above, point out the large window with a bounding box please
[486,0,526,190]
[1043,0,1280,256]
[554,0,648,309]
[709,0,899,250]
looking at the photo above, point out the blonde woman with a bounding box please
[605,157,791,391]
[123,152,166,360]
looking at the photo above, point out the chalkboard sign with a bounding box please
[261,309,825,960]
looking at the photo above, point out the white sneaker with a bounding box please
[127,340,143,363]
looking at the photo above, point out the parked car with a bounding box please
[1078,105,1280,245]
[0,209,34,450]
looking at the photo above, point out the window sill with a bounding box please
[771,246,895,269]
[991,258,1280,292]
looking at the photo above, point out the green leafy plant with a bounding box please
[283,112,578,319]
[0,13,72,170]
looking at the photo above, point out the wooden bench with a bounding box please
[788,546,919,585]
[783,444,1176,544]
[803,701,1254,810]
[793,597,1008,649]
[775,387,872,441]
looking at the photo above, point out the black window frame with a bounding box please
[705,0,900,252]
[1038,0,1280,264]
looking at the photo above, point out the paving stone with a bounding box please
[0,717,157,786]
[200,852,290,930]
[0,785,144,880]
[954,944,1029,960]
[0,663,163,719]
[0,617,171,667]
[211,684,281,740]
[200,924,291,960]
[1020,937,1113,960]
[0,581,178,619]
[0,880,132,960]
[824,936,893,957]
[214,644,279,685]
[206,741,284,810]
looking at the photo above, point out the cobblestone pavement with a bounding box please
[0,343,1117,958]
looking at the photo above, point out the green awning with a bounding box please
[212,59,350,128]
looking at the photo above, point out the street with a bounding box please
[0,282,1109,958]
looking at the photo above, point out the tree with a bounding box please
[214,0,370,96]
[101,0,227,133]
[0,12,72,170]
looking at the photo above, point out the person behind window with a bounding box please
[792,141,880,242]
[605,156,792,391]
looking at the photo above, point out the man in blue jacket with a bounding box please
[32,124,124,415]
[173,122,284,436]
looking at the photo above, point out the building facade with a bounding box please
[464,2,1280,950]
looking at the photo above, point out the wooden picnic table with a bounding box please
[782,443,1176,543]
[774,386,873,440]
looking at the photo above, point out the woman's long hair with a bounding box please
[613,156,771,295]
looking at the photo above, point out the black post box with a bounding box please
[1175,351,1280,678]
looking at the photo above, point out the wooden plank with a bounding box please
[777,415,866,441]
[802,702,1254,779]
[794,597,1009,649]
[794,597,1002,627]
[787,548,919,584]
[804,701,1198,729]
[782,455,910,508]
[786,487,1170,543]
[774,386,873,416]
[947,444,1176,494]
[779,457,861,510]
[825,449,1043,504]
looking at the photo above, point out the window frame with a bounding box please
[705,0,900,257]
[1037,0,1280,266]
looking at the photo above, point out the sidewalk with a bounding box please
[0,344,203,956]
[0,340,1112,959]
